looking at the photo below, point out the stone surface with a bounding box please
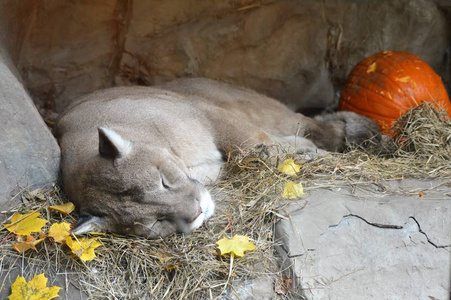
[0,0,447,116]
[275,180,451,299]
[0,256,88,300]
[0,48,60,221]
[219,277,275,300]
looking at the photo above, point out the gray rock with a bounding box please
[218,277,275,300]
[0,49,60,221]
[276,180,451,299]
[0,0,445,115]
[0,255,88,300]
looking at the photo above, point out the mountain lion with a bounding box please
[56,78,380,238]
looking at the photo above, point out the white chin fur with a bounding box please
[188,189,215,231]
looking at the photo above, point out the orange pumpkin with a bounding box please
[339,51,451,134]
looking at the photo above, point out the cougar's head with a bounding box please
[71,127,215,238]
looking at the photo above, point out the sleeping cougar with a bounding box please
[56,78,380,238]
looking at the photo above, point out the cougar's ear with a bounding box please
[72,214,104,235]
[98,127,132,160]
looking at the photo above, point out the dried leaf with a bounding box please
[275,275,293,295]
[216,235,256,258]
[156,252,182,271]
[65,236,102,262]
[278,158,301,176]
[3,212,47,236]
[282,181,305,199]
[48,222,71,243]
[48,202,75,215]
[8,273,60,300]
[12,235,45,253]
[12,243,31,253]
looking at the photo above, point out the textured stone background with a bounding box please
[1,0,449,116]
[0,47,60,221]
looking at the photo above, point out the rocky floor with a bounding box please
[276,179,451,299]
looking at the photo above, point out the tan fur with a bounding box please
[56,78,380,238]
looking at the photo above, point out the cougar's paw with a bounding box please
[316,111,381,148]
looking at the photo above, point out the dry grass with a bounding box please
[1,103,450,299]
[390,102,451,161]
[296,103,451,192]
[0,183,284,299]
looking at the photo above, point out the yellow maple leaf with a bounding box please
[278,158,301,176]
[48,202,75,215]
[282,181,305,199]
[48,222,71,243]
[12,235,45,253]
[3,212,47,236]
[65,236,102,262]
[12,243,32,253]
[8,273,60,300]
[216,235,256,258]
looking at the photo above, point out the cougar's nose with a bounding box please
[194,204,202,219]
[186,201,202,223]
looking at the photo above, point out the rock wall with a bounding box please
[2,0,449,117]
[0,1,61,220]
[0,47,60,221]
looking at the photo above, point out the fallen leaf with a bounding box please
[282,181,305,199]
[278,159,301,176]
[216,235,256,258]
[48,222,71,243]
[8,273,60,300]
[65,236,102,262]
[275,275,293,295]
[12,243,31,253]
[156,252,182,271]
[12,235,45,253]
[48,202,75,215]
[16,235,35,243]
[3,212,47,236]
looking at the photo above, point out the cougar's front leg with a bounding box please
[306,111,381,152]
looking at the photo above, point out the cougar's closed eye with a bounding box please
[160,173,172,189]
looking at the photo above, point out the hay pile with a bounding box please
[1,103,450,299]
[296,103,451,191]
[0,184,283,299]
[390,102,451,161]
